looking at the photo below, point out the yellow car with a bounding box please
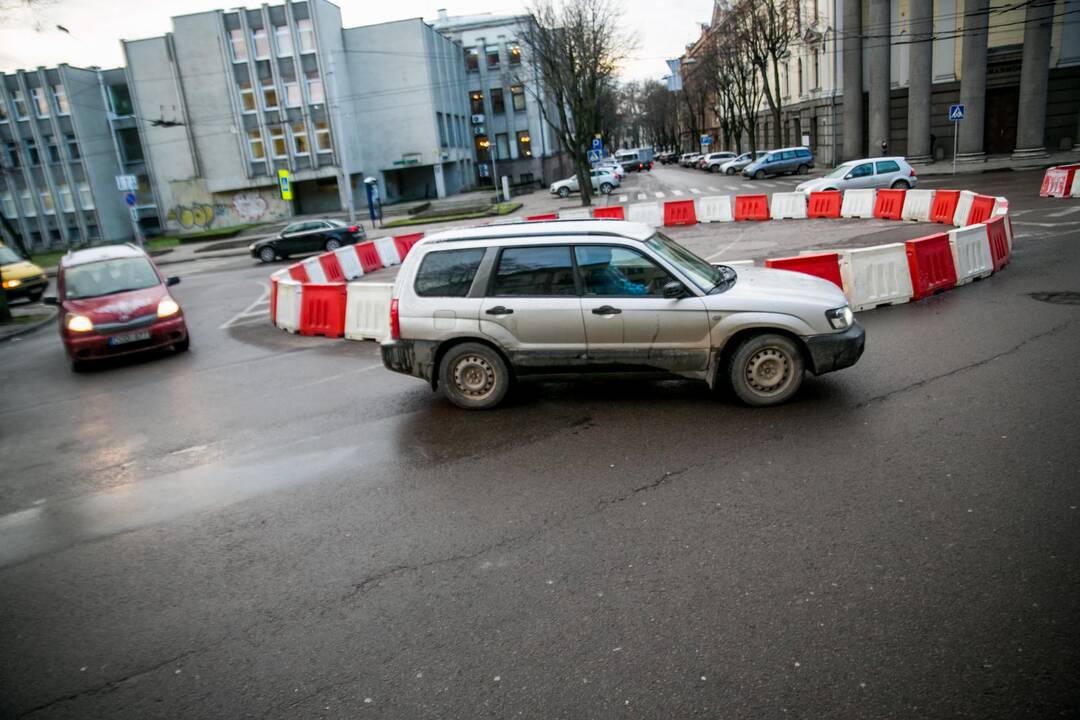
[1,243,49,303]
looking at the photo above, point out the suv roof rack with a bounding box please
[424,228,647,246]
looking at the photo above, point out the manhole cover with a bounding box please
[1028,291,1080,306]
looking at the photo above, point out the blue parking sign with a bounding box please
[591,137,602,151]
[948,104,965,121]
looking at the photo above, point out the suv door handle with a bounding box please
[486,306,513,316]
[592,305,622,315]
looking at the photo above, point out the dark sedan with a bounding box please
[250,219,366,263]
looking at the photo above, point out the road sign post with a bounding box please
[948,104,965,176]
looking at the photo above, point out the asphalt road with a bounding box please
[1,169,1078,719]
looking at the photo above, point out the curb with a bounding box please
[0,307,57,343]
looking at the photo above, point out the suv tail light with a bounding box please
[389,298,401,340]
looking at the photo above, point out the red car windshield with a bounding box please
[64,257,160,300]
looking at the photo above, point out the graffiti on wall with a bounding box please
[166,203,229,231]
[232,192,270,223]
[164,180,290,233]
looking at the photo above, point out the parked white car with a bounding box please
[550,169,620,198]
[719,151,767,175]
[596,159,625,179]
[703,151,737,172]
[796,157,918,194]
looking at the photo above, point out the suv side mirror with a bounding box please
[844,173,854,179]
[166,276,181,286]
[42,296,59,306]
[662,280,685,299]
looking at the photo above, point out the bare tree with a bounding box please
[522,0,632,206]
[640,80,678,150]
[738,0,797,148]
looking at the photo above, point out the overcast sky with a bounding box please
[0,0,711,81]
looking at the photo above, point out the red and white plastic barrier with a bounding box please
[839,243,914,312]
[344,282,394,341]
[841,189,876,219]
[769,192,808,220]
[949,224,993,285]
[696,195,733,223]
[1039,164,1080,198]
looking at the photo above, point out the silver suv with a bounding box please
[381,220,864,409]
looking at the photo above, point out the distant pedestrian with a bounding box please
[880,140,888,156]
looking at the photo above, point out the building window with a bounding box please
[11,89,28,119]
[58,185,74,212]
[314,121,331,152]
[229,28,247,62]
[511,85,526,112]
[509,43,522,65]
[813,50,820,90]
[6,142,19,167]
[0,101,7,123]
[248,128,265,160]
[291,122,309,155]
[26,140,39,166]
[469,90,484,115]
[117,128,144,163]
[65,133,79,160]
[30,87,48,117]
[45,135,61,164]
[466,47,479,72]
[0,192,14,219]
[297,18,315,53]
[495,132,509,159]
[485,45,499,68]
[437,112,447,148]
[797,58,803,95]
[20,189,36,217]
[77,182,94,210]
[261,80,279,110]
[52,84,69,115]
[40,191,55,215]
[516,130,532,157]
[238,81,257,112]
[274,24,292,57]
[305,71,324,104]
[269,126,287,157]
[109,85,134,116]
[252,28,270,60]
[474,134,490,162]
[490,88,505,114]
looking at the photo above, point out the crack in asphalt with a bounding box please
[855,320,1073,409]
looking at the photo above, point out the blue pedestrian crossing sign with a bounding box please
[948,104,965,121]
[587,149,602,164]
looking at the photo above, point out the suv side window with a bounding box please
[797,149,811,158]
[575,245,675,297]
[492,246,577,296]
[415,248,485,297]
[875,160,900,174]
[849,163,873,178]
[781,150,796,160]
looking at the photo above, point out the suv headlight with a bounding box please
[826,306,854,330]
[157,296,180,317]
[66,313,93,332]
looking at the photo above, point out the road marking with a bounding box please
[689,188,701,194]
[707,186,720,192]
[291,363,385,390]
[672,189,684,196]
[1047,206,1080,218]
[653,191,666,199]
[637,192,647,201]
[1013,220,1080,228]
[618,194,628,203]
[220,281,271,330]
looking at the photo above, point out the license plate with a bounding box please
[108,330,152,346]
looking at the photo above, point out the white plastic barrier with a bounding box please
[901,189,935,222]
[344,282,394,342]
[948,224,993,285]
[301,256,328,284]
[558,207,591,220]
[1072,172,1080,198]
[952,190,975,227]
[769,192,808,220]
[695,195,733,222]
[717,259,754,268]
[334,245,364,281]
[839,243,913,312]
[991,198,1013,250]
[626,202,663,227]
[373,236,401,267]
[275,279,303,333]
[841,189,876,219]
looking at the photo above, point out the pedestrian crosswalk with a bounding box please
[611,178,798,203]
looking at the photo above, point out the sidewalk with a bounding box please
[0,304,56,342]
[912,148,1079,176]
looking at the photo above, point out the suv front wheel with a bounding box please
[439,342,512,410]
[727,333,805,407]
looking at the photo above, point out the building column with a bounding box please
[841,0,864,160]
[1012,0,1054,159]
[907,0,933,162]
[868,0,891,156]
[956,0,989,162]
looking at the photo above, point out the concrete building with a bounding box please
[0,65,157,251]
[125,0,473,235]
[431,10,565,187]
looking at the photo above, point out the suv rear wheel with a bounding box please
[439,342,511,410]
[727,333,805,407]
[796,164,810,175]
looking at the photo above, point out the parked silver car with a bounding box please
[742,147,814,179]
[796,157,918,194]
[702,151,737,172]
[720,150,768,175]
[381,220,865,409]
[550,169,619,198]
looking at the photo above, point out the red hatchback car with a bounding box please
[43,244,190,371]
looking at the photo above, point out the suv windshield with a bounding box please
[0,246,22,264]
[825,164,854,179]
[644,232,732,293]
[64,256,160,300]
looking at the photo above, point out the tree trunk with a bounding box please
[771,61,783,147]
[576,145,594,207]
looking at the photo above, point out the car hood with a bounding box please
[2,259,45,280]
[743,161,763,173]
[704,267,847,321]
[64,285,168,324]
[796,178,831,193]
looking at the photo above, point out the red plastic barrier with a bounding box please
[930,190,960,224]
[1040,165,1080,197]
[764,252,842,289]
[985,215,1010,272]
[807,191,842,218]
[734,194,770,221]
[393,232,424,260]
[592,206,625,220]
[287,263,309,282]
[354,241,383,273]
[526,213,558,221]
[873,188,906,220]
[966,194,996,225]
[299,283,347,338]
[270,275,279,325]
[663,199,697,226]
[318,252,345,283]
[904,233,957,300]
